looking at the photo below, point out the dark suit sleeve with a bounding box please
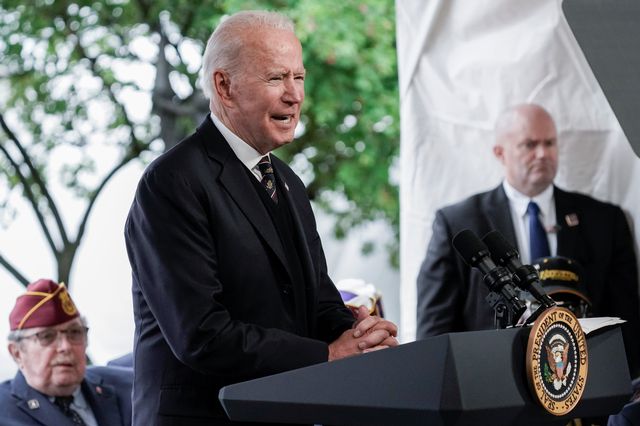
[125,167,330,378]
[416,209,463,338]
[608,207,640,377]
[311,234,356,341]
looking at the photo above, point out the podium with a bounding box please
[219,326,631,425]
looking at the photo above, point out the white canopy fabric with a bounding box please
[397,0,640,341]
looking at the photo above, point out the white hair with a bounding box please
[199,10,295,99]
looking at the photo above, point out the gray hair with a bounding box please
[199,10,295,99]
[7,316,89,342]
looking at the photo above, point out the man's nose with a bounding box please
[283,78,303,104]
[535,144,549,158]
[54,331,73,350]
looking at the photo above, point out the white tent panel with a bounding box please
[397,0,640,341]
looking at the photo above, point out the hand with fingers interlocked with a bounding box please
[328,306,398,361]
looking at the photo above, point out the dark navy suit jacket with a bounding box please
[0,366,133,426]
[125,118,354,425]
[416,184,640,376]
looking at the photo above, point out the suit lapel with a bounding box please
[484,185,518,246]
[278,173,313,277]
[11,371,75,426]
[198,118,291,278]
[82,371,123,426]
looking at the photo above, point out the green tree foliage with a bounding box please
[0,0,399,288]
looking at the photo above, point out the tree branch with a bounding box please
[0,113,70,247]
[65,21,144,151]
[74,143,145,244]
[0,251,29,287]
[0,114,60,254]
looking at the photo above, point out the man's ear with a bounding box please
[8,342,22,365]
[213,70,234,107]
[493,144,503,161]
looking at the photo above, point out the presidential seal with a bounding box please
[526,307,588,416]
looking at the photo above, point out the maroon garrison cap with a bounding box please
[9,279,80,331]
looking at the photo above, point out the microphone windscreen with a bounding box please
[482,230,513,261]
[452,229,488,267]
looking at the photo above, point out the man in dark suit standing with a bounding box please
[415,103,640,377]
[1,279,133,426]
[124,10,398,426]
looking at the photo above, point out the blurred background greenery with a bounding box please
[0,0,399,288]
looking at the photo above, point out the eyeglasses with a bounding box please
[18,326,89,347]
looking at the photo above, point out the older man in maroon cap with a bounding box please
[1,279,133,426]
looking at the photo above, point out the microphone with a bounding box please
[452,229,526,326]
[482,230,556,309]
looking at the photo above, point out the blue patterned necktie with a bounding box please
[527,201,550,261]
[54,396,86,425]
[257,156,278,203]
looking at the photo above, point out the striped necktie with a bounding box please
[54,396,86,425]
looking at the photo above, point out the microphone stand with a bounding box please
[481,267,526,329]
[481,230,556,326]
[452,229,527,330]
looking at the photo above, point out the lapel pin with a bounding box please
[546,224,561,233]
[565,213,579,227]
[284,182,289,192]
[27,399,40,410]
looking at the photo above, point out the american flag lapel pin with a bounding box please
[565,213,579,227]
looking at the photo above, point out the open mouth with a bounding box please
[272,114,294,124]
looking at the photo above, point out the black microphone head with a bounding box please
[482,230,520,266]
[452,229,490,267]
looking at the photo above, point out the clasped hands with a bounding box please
[328,305,399,361]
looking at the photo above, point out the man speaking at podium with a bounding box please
[125,10,397,426]
[416,103,640,377]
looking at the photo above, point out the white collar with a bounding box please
[209,113,270,171]
[48,386,87,408]
[502,181,554,219]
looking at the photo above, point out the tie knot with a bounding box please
[54,395,86,425]
[527,201,541,216]
[257,156,273,176]
[54,395,74,411]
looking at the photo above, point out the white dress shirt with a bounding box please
[502,181,557,264]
